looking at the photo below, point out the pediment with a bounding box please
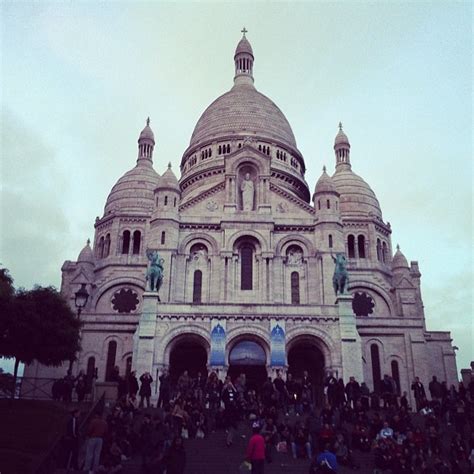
[393,275,415,289]
[71,269,92,284]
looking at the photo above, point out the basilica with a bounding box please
[25,33,458,403]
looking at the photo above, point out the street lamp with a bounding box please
[69,284,89,372]
[75,283,89,317]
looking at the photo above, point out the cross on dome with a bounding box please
[146,117,150,126]
[241,27,248,37]
[87,238,91,246]
[339,121,343,131]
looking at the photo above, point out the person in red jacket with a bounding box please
[246,422,266,474]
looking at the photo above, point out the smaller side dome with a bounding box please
[334,123,350,147]
[157,163,180,191]
[392,245,409,271]
[77,239,94,264]
[314,166,338,195]
[139,117,155,143]
[235,35,254,57]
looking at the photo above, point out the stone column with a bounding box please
[135,292,159,377]
[337,294,364,383]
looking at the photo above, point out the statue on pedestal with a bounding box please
[240,173,254,211]
[146,249,164,299]
[332,253,349,295]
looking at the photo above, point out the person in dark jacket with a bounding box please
[165,436,186,474]
[411,377,426,411]
[158,369,171,408]
[128,370,139,397]
[64,408,80,470]
[139,372,153,408]
[344,377,360,408]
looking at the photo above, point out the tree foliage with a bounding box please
[0,268,81,373]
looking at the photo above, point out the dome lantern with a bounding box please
[138,117,155,163]
[334,122,351,171]
[234,28,254,86]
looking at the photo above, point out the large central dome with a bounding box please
[188,33,298,151]
[190,82,297,149]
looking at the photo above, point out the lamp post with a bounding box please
[69,283,89,372]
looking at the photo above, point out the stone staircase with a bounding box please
[122,411,374,474]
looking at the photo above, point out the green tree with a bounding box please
[0,268,81,393]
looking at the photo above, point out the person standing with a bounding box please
[128,370,139,398]
[246,422,265,474]
[83,412,108,473]
[139,372,153,408]
[75,370,87,403]
[221,376,238,446]
[65,408,80,470]
[344,377,360,408]
[158,368,171,408]
[411,377,426,412]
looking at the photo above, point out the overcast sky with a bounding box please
[1,2,472,375]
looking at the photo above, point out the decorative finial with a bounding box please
[323,165,327,173]
[396,244,400,251]
[241,27,248,37]
[168,162,172,169]
[146,117,150,126]
[86,238,90,246]
[338,121,343,131]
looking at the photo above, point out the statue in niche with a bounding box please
[191,244,208,263]
[240,173,254,211]
[287,247,303,265]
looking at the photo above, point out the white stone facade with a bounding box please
[25,34,457,404]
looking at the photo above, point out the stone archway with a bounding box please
[287,336,326,406]
[227,339,268,391]
[167,334,209,383]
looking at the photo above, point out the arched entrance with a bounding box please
[228,340,267,391]
[169,337,208,383]
[287,340,325,406]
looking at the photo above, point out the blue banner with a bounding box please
[270,320,286,366]
[210,320,226,366]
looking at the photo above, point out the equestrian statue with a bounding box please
[331,253,349,296]
[146,249,164,300]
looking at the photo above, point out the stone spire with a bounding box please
[234,28,254,86]
[138,117,155,163]
[334,122,351,171]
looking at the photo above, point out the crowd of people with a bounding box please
[60,367,474,473]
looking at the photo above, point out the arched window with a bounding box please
[132,230,141,255]
[240,245,253,290]
[98,236,104,258]
[371,344,382,393]
[326,199,330,209]
[391,360,401,395]
[328,234,333,248]
[121,230,130,254]
[105,340,117,381]
[104,234,111,257]
[164,195,168,206]
[226,144,230,154]
[318,200,321,210]
[382,242,387,263]
[193,270,202,303]
[161,231,166,245]
[209,148,212,157]
[348,234,355,258]
[174,197,177,207]
[218,145,222,154]
[291,271,300,304]
[358,235,366,258]
[376,239,382,261]
[86,356,96,381]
